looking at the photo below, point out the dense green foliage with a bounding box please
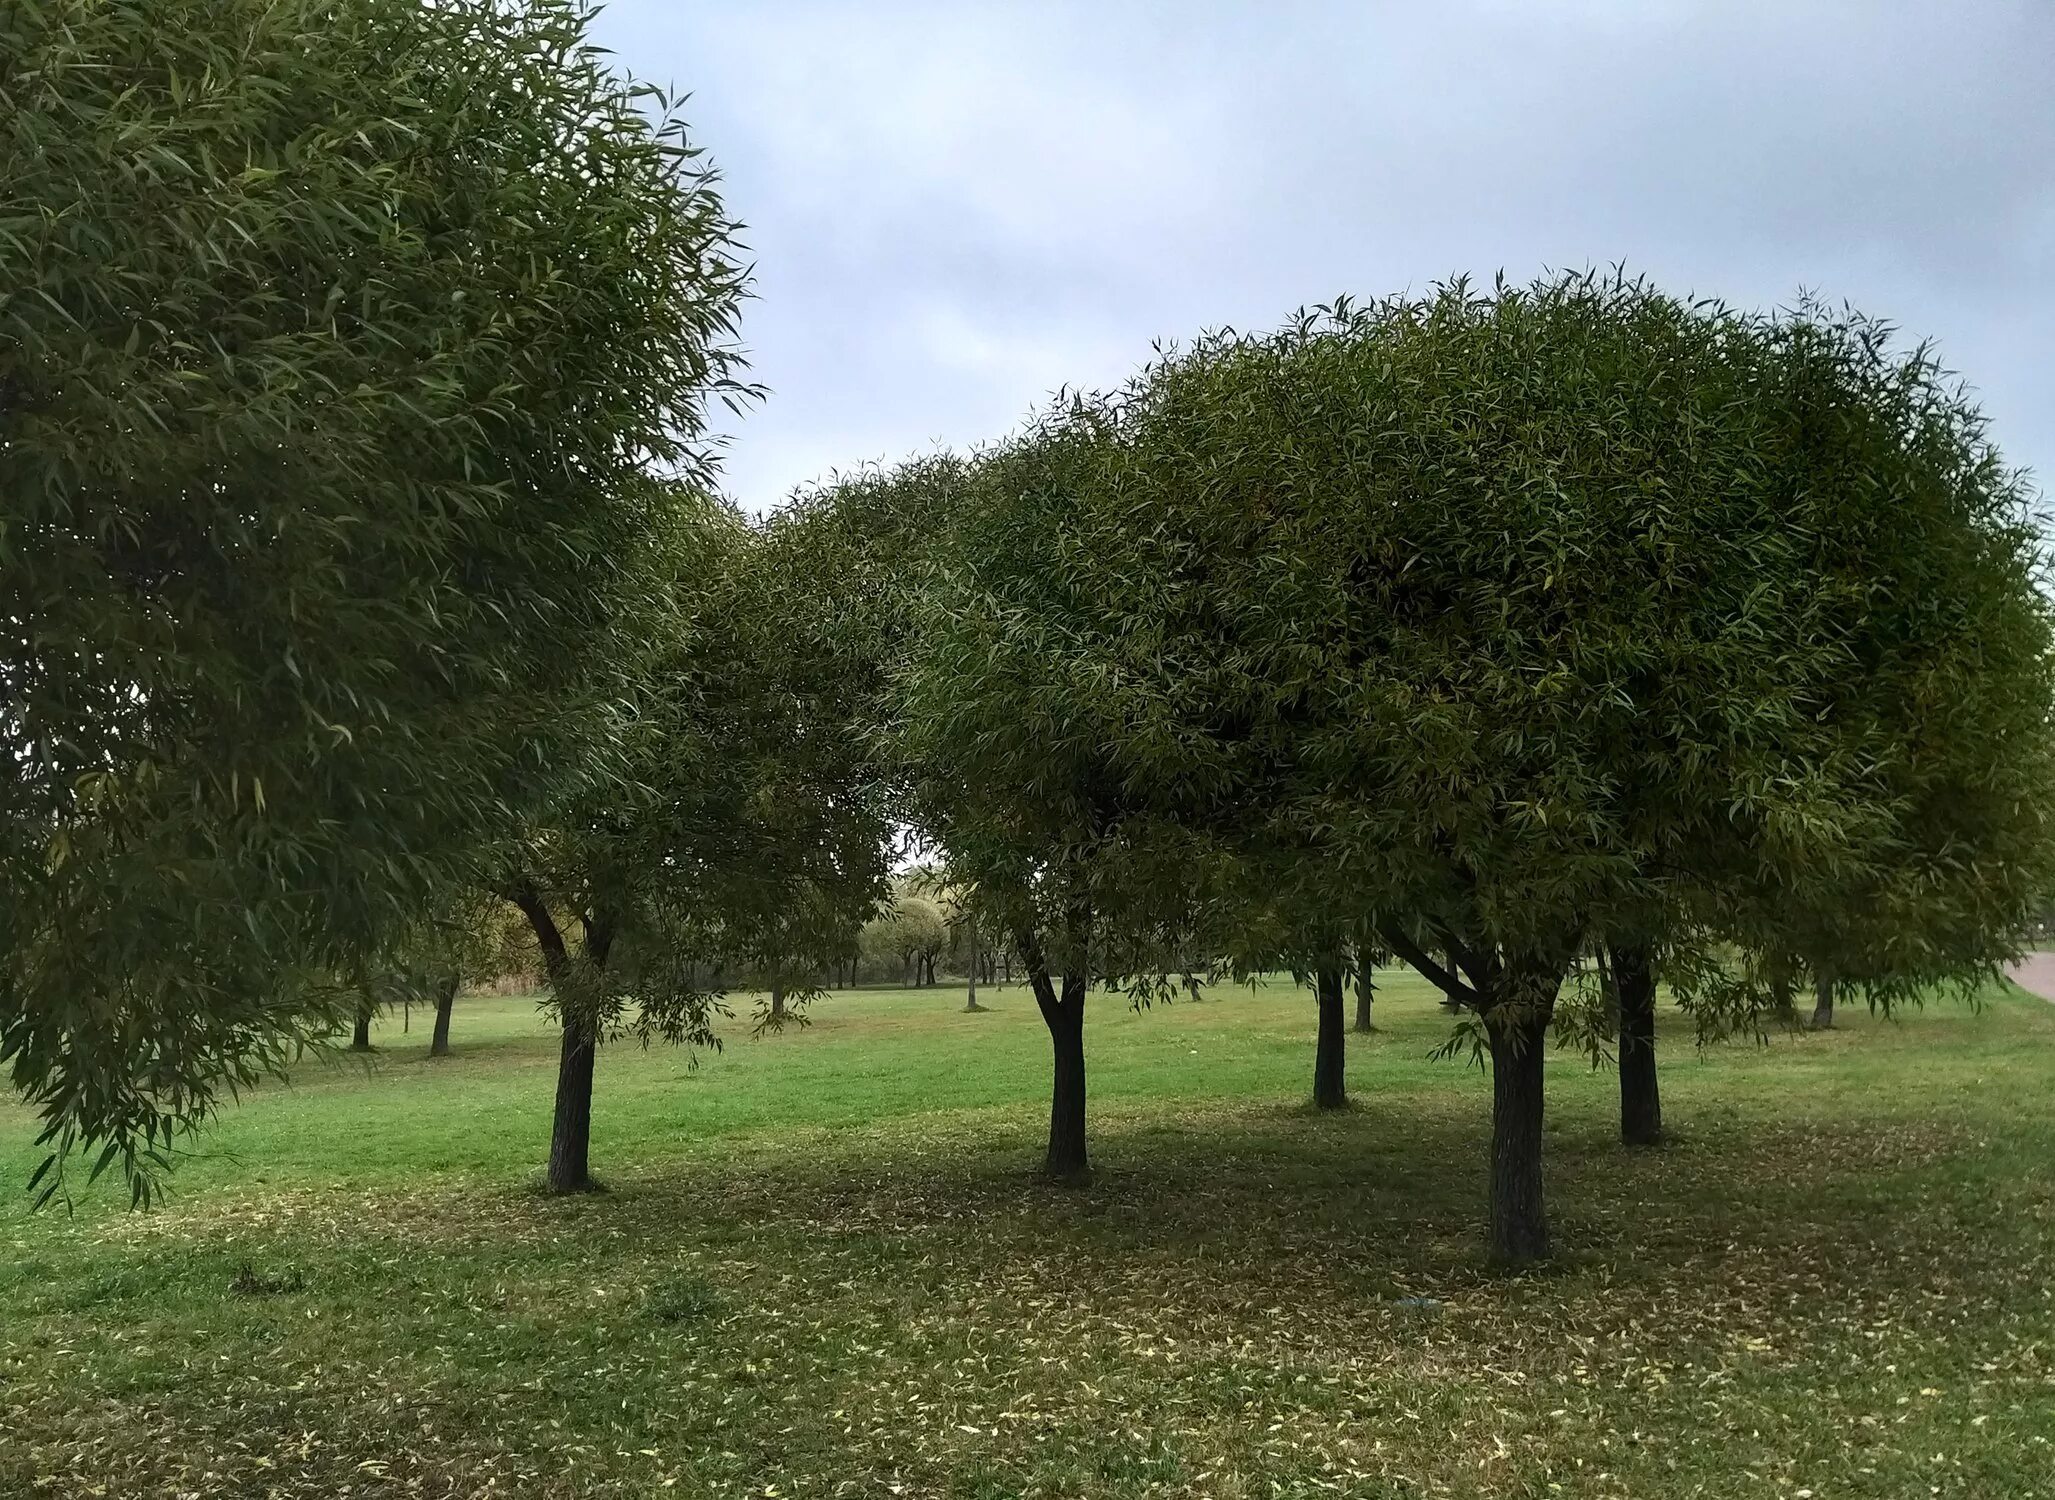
[4,0,2048,1280]
[1066,276,2053,977]
[0,0,750,1196]
[6,1,2054,1485]
[1669,305,2055,1022]
[881,273,2055,1256]
[504,502,894,1190]
[860,892,948,984]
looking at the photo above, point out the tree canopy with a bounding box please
[505,500,896,1192]
[0,0,751,1198]
[879,272,2055,1258]
[9,1,2050,1281]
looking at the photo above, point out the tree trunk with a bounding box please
[1022,928,1089,1181]
[509,880,607,1194]
[1811,975,1835,1030]
[769,972,786,1020]
[1043,982,1087,1179]
[1313,965,1347,1109]
[1352,960,1376,1033]
[350,1000,373,1052]
[964,927,984,1012]
[546,1013,598,1193]
[429,975,457,1058]
[1439,948,1463,1011]
[1484,957,1563,1266]
[1612,943,1660,1146]
[1486,1010,1549,1265]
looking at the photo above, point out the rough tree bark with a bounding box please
[429,974,458,1058]
[1313,964,1348,1109]
[350,1000,373,1052]
[1810,975,1835,1030]
[546,1012,598,1192]
[1485,987,1552,1265]
[1611,942,1661,1146]
[1020,923,1089,1181]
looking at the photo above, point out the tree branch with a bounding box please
[1429,919,1497,993]
[1380,924,1481,1008]
[507,875,570,982]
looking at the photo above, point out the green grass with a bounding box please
[3,974,2052,1498]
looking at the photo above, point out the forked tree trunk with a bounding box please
[350,1001,373,1052]
[429,975,458,1058]
[1612,943,1661,1146]
[1352,961,1376,1033]
[510,882,609,1194]
[1021,927,1089,1181]
[1313,965,1348,1109]
[547,1013,598,1193]
[1811,975,1835,1030]
[1045,989,1086,1177]
[1381,925,1565,1264]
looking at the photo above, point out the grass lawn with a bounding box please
[2,972,2052,1498]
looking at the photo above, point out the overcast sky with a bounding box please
[588,1,2055,516]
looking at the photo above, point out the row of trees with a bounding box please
[7,2,2052,1264]
[806,276,2055,1263]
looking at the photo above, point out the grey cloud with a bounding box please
[591,0,2055,513]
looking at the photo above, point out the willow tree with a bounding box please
[359,890,522,1061]
[508,504,893,1193]
[881,424,1222,1181]
[0,0,751,1199]
[1031,273,2055,1262]
[1664,304,2055,1061]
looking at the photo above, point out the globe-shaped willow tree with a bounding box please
[1,0,751,1198]
[891,272,2055,1262]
